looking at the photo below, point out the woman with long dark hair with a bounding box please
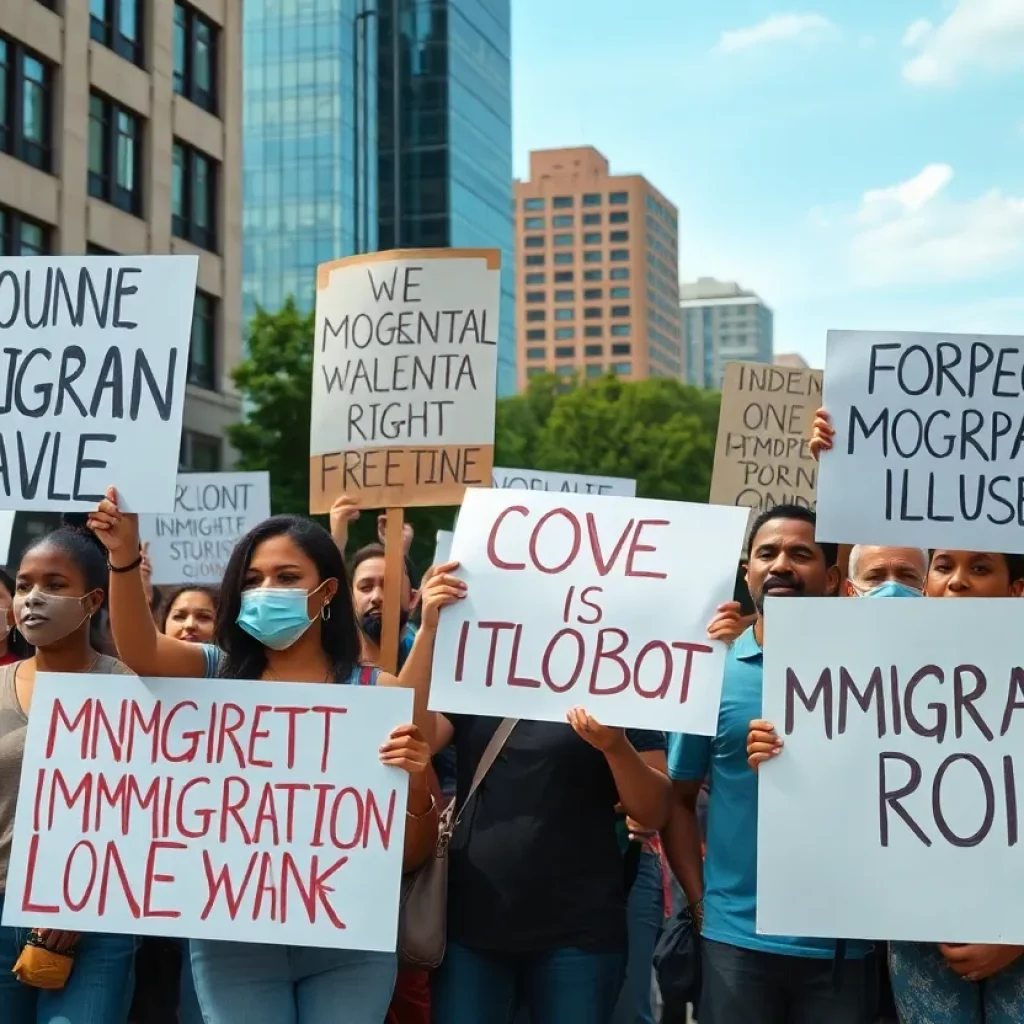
[0,569,33,665]
[89,491,440,1023]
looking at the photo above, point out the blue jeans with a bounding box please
[613,848,664,1024]
[432,941,626,1024]
[190,938,396,1023]
[0,893,136,1024]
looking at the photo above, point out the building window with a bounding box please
[0,205,50,255]
[555,346,575,358]
[555,328,574,340]
[525,290,545,302]
[611,324,631,336]
[526,347,545,359]
[552,215,573,228]
[526,329,546,341]
[188,290,217,390]
[583,269,602,281]
[523,197,544,210]
[174,2,218,114]
[611,305,630,317]
[610,250,629,261]
[525,310,545,322]
[610,230,629,242]
[0,39,54,171]
[553,252,573,265]
[583,251,601,263]
[584,344,603,356]
[612,362,632,374]
[523,236,544,248]
[583,288,602,300]
[584,328,603,339]
[172,140,218,251]
[610,267,629,280]
[554,271,573,282]
[525,272,545,285]
[554,309,574,321]
[524,217,543,229]
[179,430,222,471]
[583,232,601,244]
[610,211,628,224]
[86,242,117,255]
[611,287,630,299]
[609,191,628,205]
[583,213,601,225]
[553,233,573,246]
[526,367,545,379]
[583,308,602,320]
[611,343,631,356]
[586,364,603,377]
[553,196,573,208]
[525,255,544,266]
[555,366,575,378]
[90,0,144,67]
[88,93,143,216]
[583,193,601,206]
[554,289,574,302]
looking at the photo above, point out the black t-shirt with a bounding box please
[445,714,666,954]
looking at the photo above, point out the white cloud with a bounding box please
[902,0,1024,85]
[715,13,837,54]
[849,164,1024,286]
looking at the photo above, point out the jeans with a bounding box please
[190,938,396,1024]
[0,893,136,1024]
[612,848,664,1024]
[889,941,1024,1023]
[432,941,626,1024]
[700,938,874,1024]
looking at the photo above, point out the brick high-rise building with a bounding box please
[514,146,681,390]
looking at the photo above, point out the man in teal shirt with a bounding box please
[663,504,875,1023]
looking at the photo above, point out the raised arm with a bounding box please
[88,488,208,678]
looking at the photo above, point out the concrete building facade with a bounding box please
[514,146,681,390]
[0,0,243,471]
[680,277,773,389]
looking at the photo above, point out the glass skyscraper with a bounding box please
[243,0,515,395]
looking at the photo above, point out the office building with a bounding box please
[242,0,517,396]
[0,0,243,471]
[680,277,774,389]
[513,146,681,390]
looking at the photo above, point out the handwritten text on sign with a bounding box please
[816,329,1024,552]
[310,250,500,512]
[492,467,636,498]
[3,676,412,950]
[0,256,197,512]
[429,490,747,733]
[758,598,1024,944]
[710,362,821,518]
[140,472,271,585]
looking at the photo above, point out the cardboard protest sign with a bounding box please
[0,511,13,566]
[309,249,500,513]
[816,329,1024,552]
[0,255,197,512]
[492,467,636,498]
[3,675,412,950]
[759,597,1024,944]
[140,472,271,585]
[429,489,748,733]
[710,362,821,527]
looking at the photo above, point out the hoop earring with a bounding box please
[320,603,331,622]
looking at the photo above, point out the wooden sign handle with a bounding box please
[380,507,405,675]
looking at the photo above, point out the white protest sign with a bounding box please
[429,489,748,733]
[140,472,271,585]
[0,256,197,512]
[3,675,412,950]
[0,511,13,565]
[433,529,453,567]
[816,329,1024,552]
[309,249,500,512]
[759,597,1024,944]
[492,467,636,498]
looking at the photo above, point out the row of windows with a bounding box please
[522,211,629,229]
[525,324,624,341]
[525,342,632,358]
[523,233,629,248]
[525,362,633,381]
[524,253,633,269]
[522,269,630,285]
[525,307,632,323]
[521,191,630,211]
[524,286,631,303]
[0,35,51,171]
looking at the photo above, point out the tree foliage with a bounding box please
[229,305,721,572]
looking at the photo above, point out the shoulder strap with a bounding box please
[358,665,378,686]
[453,718,517,827]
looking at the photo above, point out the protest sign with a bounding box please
[0,255,197,512]
[758,597,1024,944]
[429,489,748,733]
[492,467,636,498]
[309,249,500,513]
[433,529,453,567]
[3,675,412,950]
[0,511,13,565]
[710,362,820,526]
[816,329,1024,552]
[140,472,271,585]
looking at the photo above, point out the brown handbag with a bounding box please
[398,718,518,970]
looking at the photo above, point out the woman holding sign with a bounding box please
[0,525,136,1023]
[88,493,441,1024]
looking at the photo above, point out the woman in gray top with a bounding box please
[0,525,136,1024]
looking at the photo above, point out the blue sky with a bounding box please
[510,0,1024,367]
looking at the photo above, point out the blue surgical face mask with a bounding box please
[856,580,923,599]
[236,587,322,650]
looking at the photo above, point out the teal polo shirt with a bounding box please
[669,626,871,959]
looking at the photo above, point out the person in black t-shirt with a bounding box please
[429,712,670,1024]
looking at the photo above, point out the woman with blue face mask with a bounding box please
[88,492,440,1024]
